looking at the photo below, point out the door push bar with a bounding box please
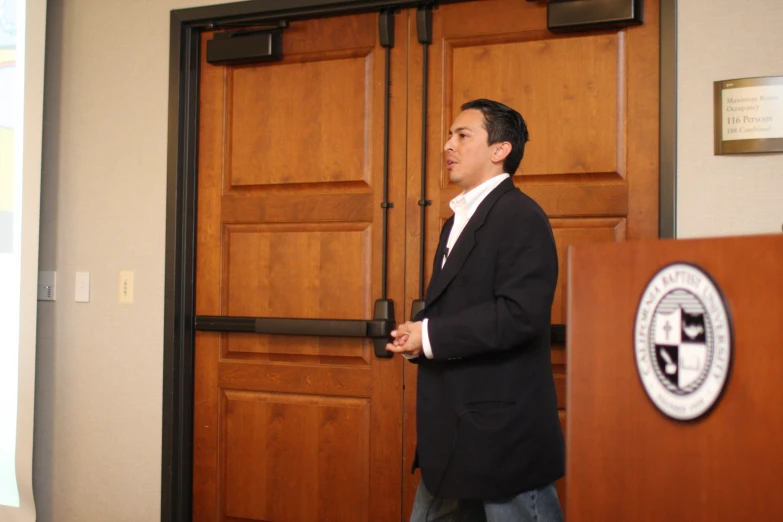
[195,299,396,358]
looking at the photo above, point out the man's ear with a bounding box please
[491,141,512,165]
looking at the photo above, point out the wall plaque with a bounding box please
[714,76,783,154]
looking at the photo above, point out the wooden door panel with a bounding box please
[195,10,407,521]
[550,218,627,325]
[446,32,621,177]
[223,222,372,363]
[223,391,370,522]
[228,50,373,187]
[224,224,372,316]
[218,361,371,397]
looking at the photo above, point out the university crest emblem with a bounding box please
[634,263,732,421]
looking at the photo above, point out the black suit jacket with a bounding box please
[412,177,564,500]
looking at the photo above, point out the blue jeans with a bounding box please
[409,480,563,522]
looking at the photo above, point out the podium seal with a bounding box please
[634,263,733,421]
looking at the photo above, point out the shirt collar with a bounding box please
[450,173,510,214]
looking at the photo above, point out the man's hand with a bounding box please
[385,321,424,357]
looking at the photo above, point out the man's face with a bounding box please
[443,109,497,191]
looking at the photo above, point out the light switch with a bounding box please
[75,272,90,303]
[119,271,134,304]
[38,271,56,301]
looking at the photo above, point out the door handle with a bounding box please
[195,299,396,358]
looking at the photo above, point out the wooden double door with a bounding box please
[192,1,660,520]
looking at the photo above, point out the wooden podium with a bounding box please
[566,234,783,521]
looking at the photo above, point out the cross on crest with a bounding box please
[663,320,673,341]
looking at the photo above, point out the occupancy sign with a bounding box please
[715,76,783,154]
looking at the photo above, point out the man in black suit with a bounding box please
[387,99,564,521]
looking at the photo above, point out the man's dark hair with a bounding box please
[461,99,529,174]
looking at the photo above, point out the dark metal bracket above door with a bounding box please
[206,21,289,65]
[532,0,644,33]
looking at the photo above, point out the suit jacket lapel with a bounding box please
[425,177,516,306]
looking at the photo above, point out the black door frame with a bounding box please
[162,1,677,520]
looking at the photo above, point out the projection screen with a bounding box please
[0,0,46,520]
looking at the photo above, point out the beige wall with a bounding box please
[677,0,783,237]
[34,1,783,521]
[35,1,214,521]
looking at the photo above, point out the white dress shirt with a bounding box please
[408,173,510,360]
